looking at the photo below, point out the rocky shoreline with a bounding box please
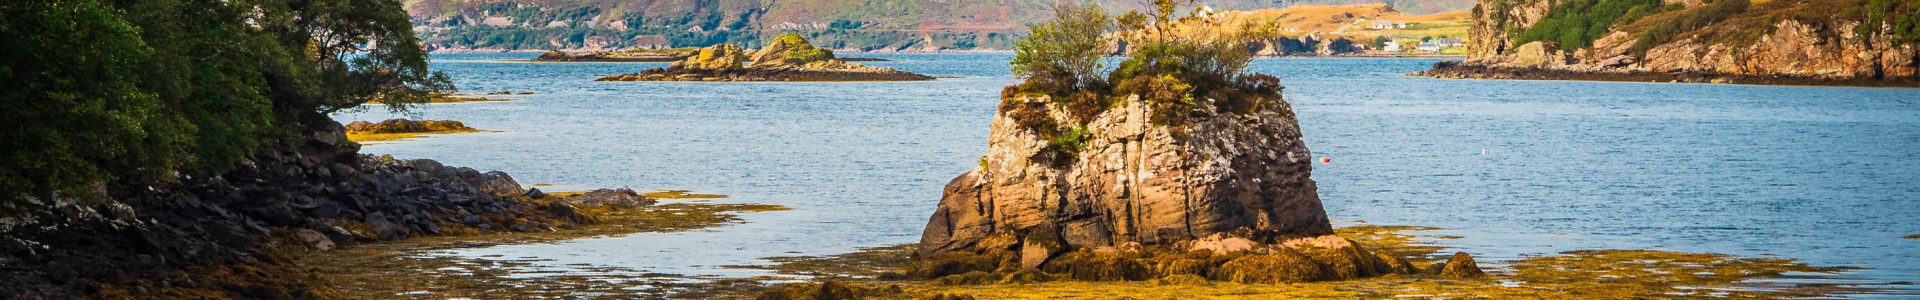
[0,121,756,298]
[1418,61,1920,87]
[532,48,894,64]
[1434,0,1918,87]
[598,65,936,82]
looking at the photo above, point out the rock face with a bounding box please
[1423,0,1919,86]
[918,89,1330,257]
[598,34,934,82]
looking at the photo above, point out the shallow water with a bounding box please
[334,53,1920,296]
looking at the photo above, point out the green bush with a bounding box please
[1514,0,1666,50]
[1858,0,1920,44]
[1049,126,1092,159]
[1011,1,1112,97]
[1627,0,1748,57]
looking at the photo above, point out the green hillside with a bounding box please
[404,0,1477,51]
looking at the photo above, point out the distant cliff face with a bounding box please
[402,0,1476,52]
[1455,0,1918,82]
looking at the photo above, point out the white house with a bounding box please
[1417,41,1441,52]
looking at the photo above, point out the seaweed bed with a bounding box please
[738,225,1872,299]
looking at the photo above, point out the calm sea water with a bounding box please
[334,53,1920,295]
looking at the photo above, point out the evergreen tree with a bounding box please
[0,0,450,216]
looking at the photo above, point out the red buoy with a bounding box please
[1320,156,1331,163]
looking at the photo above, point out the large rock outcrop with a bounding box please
[918,89,1331,257]
[1424,0,1919,86]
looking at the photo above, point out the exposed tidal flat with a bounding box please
[331,52,1920,297]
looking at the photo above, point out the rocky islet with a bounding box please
[597,34,935,82]
[0,121,697,297]
[344,118,481,142]
[533,48,698,62]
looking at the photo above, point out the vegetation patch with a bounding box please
[1626,0,1751,57]
[771,33,834,63]
[1513,0,1667,50]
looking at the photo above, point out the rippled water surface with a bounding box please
[335,53,1920,294]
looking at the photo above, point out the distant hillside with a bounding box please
[1212,4,1472,53]
[1421,0,1918,86]
[403,0,1476,52]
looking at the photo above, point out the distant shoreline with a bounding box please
[431,48,1020,55]
[433,48,1465,59]
[1416,61,1920,88]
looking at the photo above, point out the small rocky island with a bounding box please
[533,48,698,62]
[344,119,480,142]
[1418,0,1918,86]
[597,34,933,82]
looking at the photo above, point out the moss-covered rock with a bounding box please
[1284,236,1391,280]
[344,119,473,134]
[918,293,978,300]
[997,269,1054,284]
[754,281,862,300]
[672,44,748,70]
[1211,249,1329,284]
[909,251,1012,279]
[934,271,999,285]
[750,33,835,67]
[1432,252,1487,279]
[1042,250,1153,281]
[1153,274,1213,286]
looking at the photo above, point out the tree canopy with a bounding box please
[0,0,450,216]
[1008,0,1277,123]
